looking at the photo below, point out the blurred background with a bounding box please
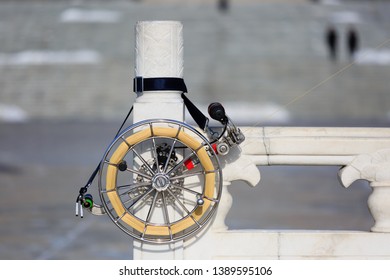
[0,0,389,259]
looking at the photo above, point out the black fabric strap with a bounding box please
[133,76,209,131]
[133,77,187,93]
[181,93,209,131]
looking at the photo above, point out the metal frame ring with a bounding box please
[98,119,222,244]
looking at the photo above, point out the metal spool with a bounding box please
[98,119,222,244]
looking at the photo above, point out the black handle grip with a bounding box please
[208,102,228,124]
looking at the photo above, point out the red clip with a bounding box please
[212,143,218,154]
[184,159,195,170]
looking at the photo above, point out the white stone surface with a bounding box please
[241,127,390,157]
[339,150,390,232]
[132,21,185,259]
[182,230,390,259]
[278,231,390,259]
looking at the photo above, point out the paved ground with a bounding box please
[0,0,389,259]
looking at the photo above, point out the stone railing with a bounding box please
[131,21,390,260]
[134,127,390,260]
[219,126,390,233]
[192,127,390,260]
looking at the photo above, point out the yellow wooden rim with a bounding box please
[105,126,216,237]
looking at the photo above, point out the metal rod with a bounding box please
[166,188,200,227]
[169,171,205,180]
[146,190,159,224]
[133,148,155,176]
[151,137,160,173]
[172,184,202,196]
[163,138,178,173]
[126,187,154,210]
[125,167,152,180]
[167,151,195,175]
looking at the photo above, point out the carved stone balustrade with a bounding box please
[218,126,390,234]
[179,127,390,260]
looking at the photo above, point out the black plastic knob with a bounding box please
[208,102,228,124]
[118,160,127,172]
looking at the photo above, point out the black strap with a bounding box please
[133,77,187,93]
[181,93,208,131]
[133,76,209,131]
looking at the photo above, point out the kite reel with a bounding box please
[75,82,244,244]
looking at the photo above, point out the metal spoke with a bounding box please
[120,190,145,205]
[162,138,177,173]
[162,126,181,173]
[116,181,151,191]
[161,191,173,240]
[141,190,159,240]
[172,184,203,196]
[103,160,152,180]
[126,187,154,210]
[125,167,152,180]
[169,171,205,180]
[167,151,195,175]
[166,188,200,226]
[145,190,159,224]
[167,143,204,175]
[132,149,155,176]
[151,137,160,173]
